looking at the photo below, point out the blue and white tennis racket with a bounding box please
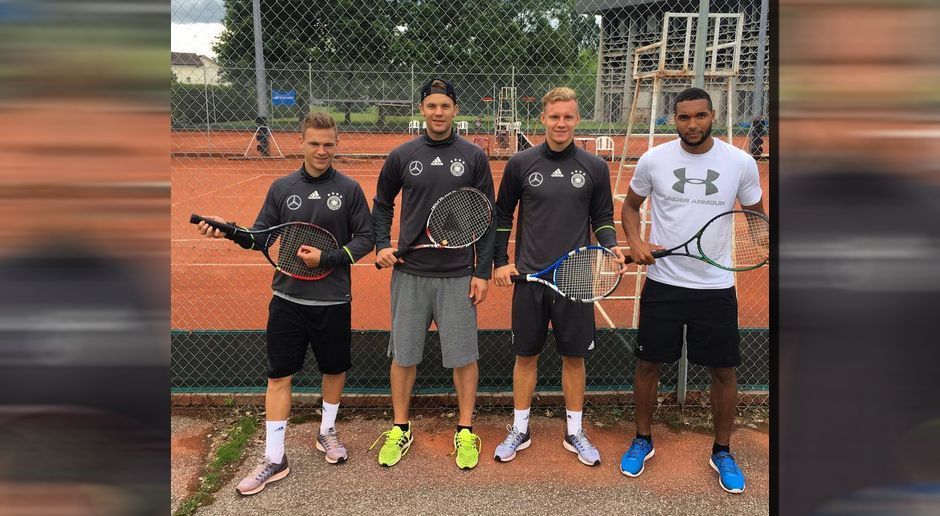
[510,246,622,303]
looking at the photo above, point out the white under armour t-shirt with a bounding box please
[629,137,763,289]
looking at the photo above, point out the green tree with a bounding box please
[210,0,600,119]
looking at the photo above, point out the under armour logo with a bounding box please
[672,168,719,195]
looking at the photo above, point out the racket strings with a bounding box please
[554,248,621,301]
[427,189,492,247]
[732,212,770,268]
[699,214,734,268]
[699,212,769,270]
[268,224,339,278]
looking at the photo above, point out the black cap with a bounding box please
[420,78,457,104]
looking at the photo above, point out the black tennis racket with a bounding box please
[190,214,339,280]
[375,187,492,269]
[626,209,769,271]
[511,246,623,303]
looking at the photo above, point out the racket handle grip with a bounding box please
[189,213,237,235]
[623,249,667,265]
[375,248,408,269]
[509,275,525,283]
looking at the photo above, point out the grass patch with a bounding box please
[173,414,259,516]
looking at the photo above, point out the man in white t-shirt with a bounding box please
[618,87,765,494]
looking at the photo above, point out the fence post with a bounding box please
[693,0,709,88]
[752,0,769,119]
[678,325,689,408]
[203,65,211,151]
[252,0,268,120]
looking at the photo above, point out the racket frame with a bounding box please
[375,187,493,269]
[190,214,339,280]
[510,245,622,303]
[646,209,769,272]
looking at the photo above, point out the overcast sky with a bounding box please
[171,0,224,57]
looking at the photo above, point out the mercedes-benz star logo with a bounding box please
[528,172,543,187]
[408,160,424,176]
[286,195,302,210]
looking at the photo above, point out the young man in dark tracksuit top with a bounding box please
[492,87,625,466]
[196,112,373,495]
[372,78,496,470]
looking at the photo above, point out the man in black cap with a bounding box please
[371,78,496,470]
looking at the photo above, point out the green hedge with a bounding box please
[171,81,257,128]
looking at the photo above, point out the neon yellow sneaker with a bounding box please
[370,423,413,467]
[452,428,482,470]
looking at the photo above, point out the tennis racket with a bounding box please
[510,246,623,303]
[190,214,339,280]
[626,209,769,271]
[375,187,492,269]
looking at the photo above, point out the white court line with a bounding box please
[858,129,940,138]
[177,262,414,268]
[171,174,264,207]
[594,301,616,329]
[178,263,268,267]
[173,239,518,243]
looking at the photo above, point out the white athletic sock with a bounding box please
[320,401,339,434]
[265,420,287,463]
[566,410,583,436]
[513,408,530,434]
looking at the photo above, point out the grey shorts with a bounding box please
[389,269,479,368]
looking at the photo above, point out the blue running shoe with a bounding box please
[620,438,655,477]
[563,429,601,466]
[710,451,746,493]
[494,425,531,462]
[620,437,656,477]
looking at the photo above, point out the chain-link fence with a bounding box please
[171,0,769,408]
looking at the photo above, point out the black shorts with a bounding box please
[511,282,595,358]
[637,279,740,368]
[266,296,352,377]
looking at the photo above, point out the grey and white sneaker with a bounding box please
[563,429,601,466]
[236,454,290,496]
[316,428,349,464]
[494,425,531,463]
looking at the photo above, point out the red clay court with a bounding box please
[172,130,770,159]
[171,133,769,332]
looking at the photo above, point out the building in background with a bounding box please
[171,52,223,85]
[577,0,769,125]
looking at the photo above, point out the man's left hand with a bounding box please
[469,277,489,306]
[611,246,629,275]
[297,245,321,267]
